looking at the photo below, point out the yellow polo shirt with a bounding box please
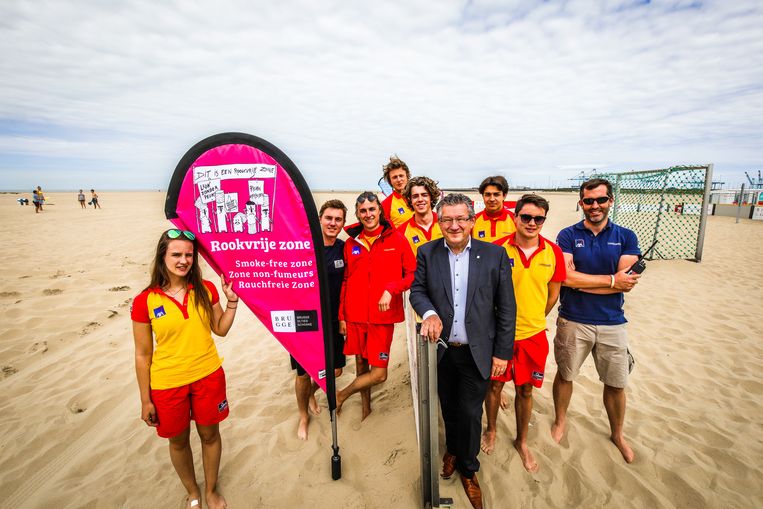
[398,214,443,256]
[131,281,222,389]
[495,234,566,340]
[381,191,414,228]
[473,208,516,243]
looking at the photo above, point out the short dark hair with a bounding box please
[478,175,509,196]
[319,199,347,220]
[580,178,613,199]
[435,193,475,219]
[382,155,411,185]
[514,194,549,216]
[402,176,441,209]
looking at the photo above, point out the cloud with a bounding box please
[0,0,761,190]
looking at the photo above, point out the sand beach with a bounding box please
[0,190,761,508]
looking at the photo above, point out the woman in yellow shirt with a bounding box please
[132,229,238,509]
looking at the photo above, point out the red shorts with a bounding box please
[150,367,229,438]
[344,322,394,368]
[491,330,549,388]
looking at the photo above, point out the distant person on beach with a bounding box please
[336,192,415,420]
[472,176,516,243]
[480,194,565,472]
[90,189,101,209]
[32,190,41,213]
[131,229,238,509]
[551,178,641,463]
[379,155,414,228]
[292,199,348,440]
[36,186,45,211]
[410,193,516,509]
[78,189,86,209]
[398,176,443,256]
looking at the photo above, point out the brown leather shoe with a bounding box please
[440,452,456,479]
[460,473,482,509]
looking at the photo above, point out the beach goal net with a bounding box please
[592,165,713,262]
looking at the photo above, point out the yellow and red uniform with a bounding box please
[492,233,565,387]
[472,208,516,243]
[131,281,221,390]
[398,213,443,256]
[381,191,414,228]
[495,233,565,340]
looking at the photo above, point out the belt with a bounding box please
[447,342,467,348]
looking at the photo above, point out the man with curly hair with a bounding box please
[399,176,443,256]
[380,155,414,228]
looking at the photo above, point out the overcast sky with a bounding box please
[1,0,761,191]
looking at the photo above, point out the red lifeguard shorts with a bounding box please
[344,322,394,368]
[150,367,229,438]
[491,330,549,388]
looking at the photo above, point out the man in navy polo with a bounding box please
[550,178,641,463]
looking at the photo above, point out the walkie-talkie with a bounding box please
[628,240,658,274]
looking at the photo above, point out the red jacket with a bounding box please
[339,220,416,324]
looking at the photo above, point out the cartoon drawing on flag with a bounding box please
[191,165,276,235]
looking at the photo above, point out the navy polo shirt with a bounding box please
[557,220,640,325]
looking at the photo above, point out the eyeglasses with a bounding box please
[581,196,610,206]
[439,216,473,226]
[519,214,546,225]
[167,229,196,240]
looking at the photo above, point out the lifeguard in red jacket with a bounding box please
[336,191,416,420]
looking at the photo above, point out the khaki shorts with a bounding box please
[554,317,629,388]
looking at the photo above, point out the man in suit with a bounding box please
[409,193,516,509]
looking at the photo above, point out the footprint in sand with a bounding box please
[28,341,48,354]
[107,310,119,318]
[50,270,68,279]
[68,402,86,414]
[80,321,102,336]
[0,291,21,298]
[43,289,63,296]
[3,365,18,378]
[109,285,131,292]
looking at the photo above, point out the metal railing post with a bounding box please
[695,164,713,261]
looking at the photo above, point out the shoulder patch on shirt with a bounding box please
[351,246,361,255]
[574,239,585,248]
[412,235,420,244]
[153,305,166,318]
[398,207,405,214]
[509,258,515,267]
[478,231,486,238]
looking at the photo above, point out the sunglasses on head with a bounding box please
[167,229,196,240]
[356,192,379,203]
[519,214,546,225]
[581,196,610,205]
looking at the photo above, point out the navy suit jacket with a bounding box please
[409,238,516,379]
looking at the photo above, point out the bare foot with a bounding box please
[297,415,309,440]
[480,430,496,455]
[611,435,635,463]
[361,406,372,421]
[500,390,509,410]
[335,392,346,416]
[309,395,321,415]
[206,490,227,509]
[550,420,565,444]
[513,440,539,472]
